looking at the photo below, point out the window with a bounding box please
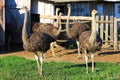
[118,4,120,13]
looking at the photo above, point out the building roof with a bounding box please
[47,0,120,3]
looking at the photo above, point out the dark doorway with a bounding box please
[31,14,40,32]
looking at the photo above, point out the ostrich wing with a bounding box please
[26,32,55,52]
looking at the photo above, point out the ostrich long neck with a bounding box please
[56,8,59,28]
[89,10,97,44]
[66,4,71,38]
[22,7,28,45]
[55,12,62,36]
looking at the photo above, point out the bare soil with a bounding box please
[0,47,120,64]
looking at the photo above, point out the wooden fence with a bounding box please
[96,16,120,50]
[96,15,114,48]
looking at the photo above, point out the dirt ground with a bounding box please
[0,46,120,64]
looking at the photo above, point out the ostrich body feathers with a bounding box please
[23,32,55,52]
[79,31,102,52]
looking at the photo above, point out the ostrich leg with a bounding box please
[50,42,56,57]
[76,40,80,58]
[84,50,88,73]
[39,52,44,76]
[34,52,43,76]
[91,53,94,72]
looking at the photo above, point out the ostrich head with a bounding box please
[56,8,61,15]
[67,4,71,9]
[91,9,98,16]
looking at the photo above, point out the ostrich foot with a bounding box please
[92,68,94,72]
[39,71,43,77]
[86,71,88,74]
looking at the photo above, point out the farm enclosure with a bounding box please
[0,0,120,50]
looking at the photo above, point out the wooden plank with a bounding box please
[40,15,92,21]
[105,16,109,46]
[100,15,104,41]
[55,21,90,25]
[110,16,114,44]
[114,17,118,50]
[103,41,113,43]
[96,21,113,23]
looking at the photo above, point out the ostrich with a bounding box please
[66,4,90,58]
[22,7,55,76]
[32,7,61,32]
[32,12,62,57]
[78,10,102,73]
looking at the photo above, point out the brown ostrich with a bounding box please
[32,12,62,57]
[22,7,55,76]
[66,4,90,58]
[78,10,102,73]
[32,7,61,34]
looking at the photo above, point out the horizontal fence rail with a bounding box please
[40,15,93,21]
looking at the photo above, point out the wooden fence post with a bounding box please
[114,17,118,50]
[100,15,104,41]
[110,16,114,45]
[105,16,108,46]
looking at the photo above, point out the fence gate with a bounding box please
[115,18,120,50]
[96,15,116,49]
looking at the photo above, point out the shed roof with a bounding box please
[46,0,120,3]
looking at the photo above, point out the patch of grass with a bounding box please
[0,56,120,80]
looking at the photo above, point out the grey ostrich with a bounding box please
[66,4,90,58]
[32,12,62,57]
[78,10,102,73]
[22,7,55,76]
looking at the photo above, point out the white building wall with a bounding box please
[31,0,54,23]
